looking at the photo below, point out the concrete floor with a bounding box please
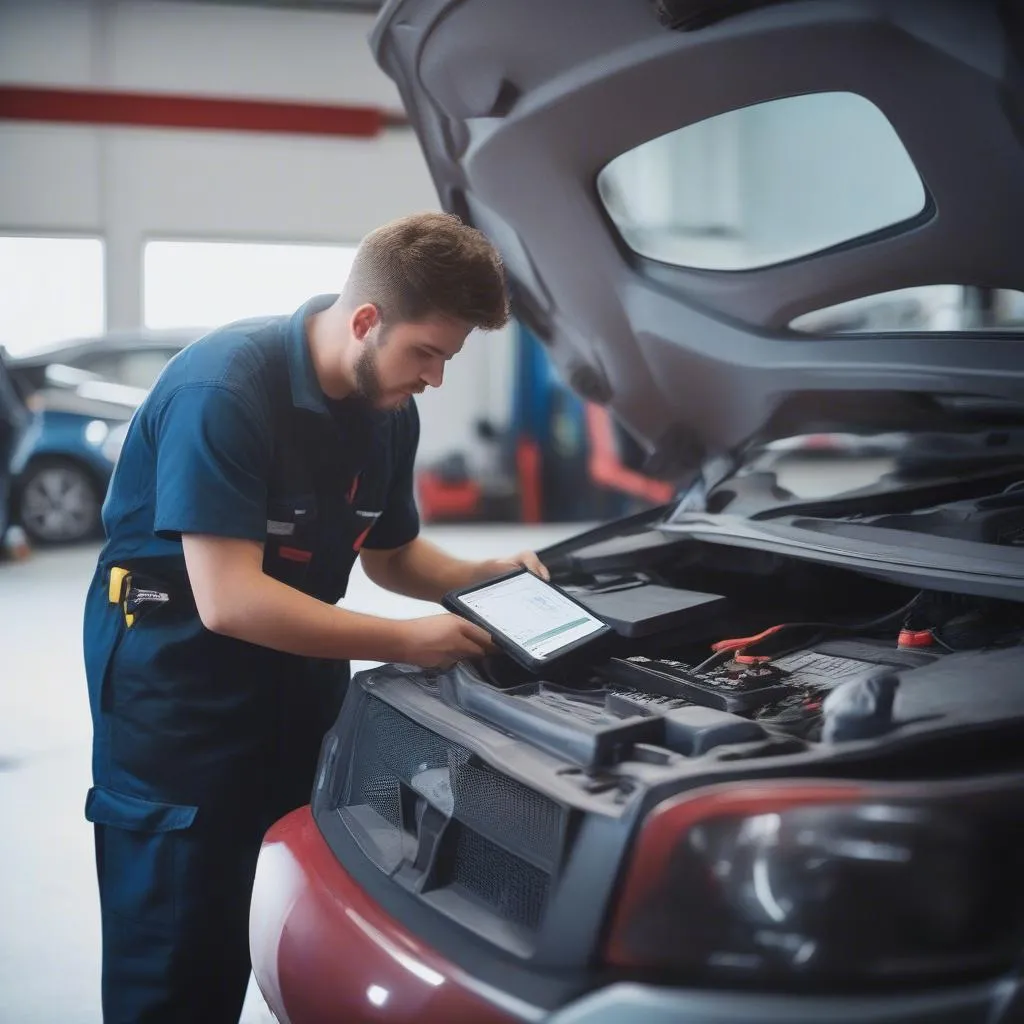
[0,523,581,1024]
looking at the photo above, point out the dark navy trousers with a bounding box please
[92,804,263,1023]
[85,569,349,1023]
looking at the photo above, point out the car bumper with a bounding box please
[250,808,1022,1024]
[546,981,1023,1024]
[249,807,537,1024]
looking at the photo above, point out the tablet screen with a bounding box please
[458,571,606,661]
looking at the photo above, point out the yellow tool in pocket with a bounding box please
[108,566,170,628]
[107,566,135,628]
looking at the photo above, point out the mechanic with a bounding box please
[82,212,547,1023]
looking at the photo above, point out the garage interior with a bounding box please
[0,1,966,1022]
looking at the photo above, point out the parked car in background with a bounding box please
[7,328,201,544]
[8,328,200,395]
[0,347,31,543]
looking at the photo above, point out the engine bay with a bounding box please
[320,511,1024,965]
[443,520,1024,778]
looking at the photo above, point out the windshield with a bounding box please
[669,419,1024,523]
[744,434,902,500]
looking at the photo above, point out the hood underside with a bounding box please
[373,0,1024,476]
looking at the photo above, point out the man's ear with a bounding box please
[350,303,381,342]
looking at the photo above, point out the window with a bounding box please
[790,286,1024,334]
[0,236,105,356]
[143,240,359,329]
[598,92,926,272]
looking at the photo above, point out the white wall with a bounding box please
[0,0,514,464]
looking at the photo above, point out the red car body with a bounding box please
[250,808,527,1024]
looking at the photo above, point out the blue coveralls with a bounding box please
[82,295,420,1023]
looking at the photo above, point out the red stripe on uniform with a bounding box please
[347,474,361,504]
[279,547,313,564]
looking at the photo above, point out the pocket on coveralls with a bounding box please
[85,786,198,928]
[263,494,317,588]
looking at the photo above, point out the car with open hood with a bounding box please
[249,2,1024,1021]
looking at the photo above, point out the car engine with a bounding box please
[311,504,1024,991]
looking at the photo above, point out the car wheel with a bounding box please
[17,459,103,545]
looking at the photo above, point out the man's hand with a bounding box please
[474,550,550,583]
[398,613,495,669]
[360,538,551,604]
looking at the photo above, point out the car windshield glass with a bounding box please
[671,422,1024,520]
[742,434,904,500]
[598,92,926,272]
[790,286,1024,334]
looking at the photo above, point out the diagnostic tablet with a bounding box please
[444,569,613,672]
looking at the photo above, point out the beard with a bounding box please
[353,339,414,411]
[354,340,384,406]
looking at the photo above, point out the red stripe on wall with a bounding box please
[0,85,409,138]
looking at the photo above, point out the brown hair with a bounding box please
[342,212,509,331]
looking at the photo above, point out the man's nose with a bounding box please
[423,362,444,388]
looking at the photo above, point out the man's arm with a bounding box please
[360,536,548,604]
[183,535,493,667]
[152,387,491,668]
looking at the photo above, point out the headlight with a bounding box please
[605,778,1024,987]
[101,422,129,464]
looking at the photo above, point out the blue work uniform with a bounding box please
[82,294,420,1023]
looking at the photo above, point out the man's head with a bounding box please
[338,212,509,410]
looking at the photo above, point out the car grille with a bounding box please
[451,826,551,931]
[343,694,565,937]
[347,694,450,831]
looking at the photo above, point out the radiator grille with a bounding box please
[451,826,551,931]
[447,745,562,863]
[344,695,564,935]
[350,696,431,823]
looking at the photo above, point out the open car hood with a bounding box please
[372,0,1024,477]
